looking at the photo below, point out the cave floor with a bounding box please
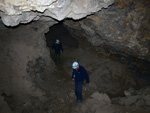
[28,45,150,113]
[1,46,150,113]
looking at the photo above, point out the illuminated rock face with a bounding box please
[64,0,150,60]
[0,0,114,26]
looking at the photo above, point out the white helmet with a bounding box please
[56,39,60,44]
[72,61,79,69]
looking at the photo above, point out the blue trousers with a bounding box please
[75,82,83,100]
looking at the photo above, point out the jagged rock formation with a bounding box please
[0,0,114,26]
[64,0,150,61]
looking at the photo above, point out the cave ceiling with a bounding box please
[0,0,114,26]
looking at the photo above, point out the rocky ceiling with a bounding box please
[0,0,114,26]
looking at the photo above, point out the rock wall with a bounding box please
[64,0,150,61]
[0,20,56,112]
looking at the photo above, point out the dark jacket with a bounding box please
[72,65,89,83]
[52,42,63,54]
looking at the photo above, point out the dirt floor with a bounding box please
[36,45,150,113]
[31,37,150,113]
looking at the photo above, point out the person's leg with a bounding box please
[58,53,61,64]
[54,53,57,64]
[75,82,83,102]
[78,82,83,102]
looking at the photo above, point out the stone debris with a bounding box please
[73,92,120,113]
[0,95,12,113]
[112,87,150,107]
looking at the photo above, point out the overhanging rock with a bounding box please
[0,0,114,26]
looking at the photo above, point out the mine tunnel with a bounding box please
[1,0,150,113]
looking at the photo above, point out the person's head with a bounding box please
[72,61,79,70]
[56,39,60,44]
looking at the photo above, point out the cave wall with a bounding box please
[64,0,150,61]
[0,20,56,109]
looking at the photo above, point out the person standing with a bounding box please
[52,39,63,64]
[72,61,89,103]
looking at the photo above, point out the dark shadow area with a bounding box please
[45,21,78,48]
[45,22,79,64]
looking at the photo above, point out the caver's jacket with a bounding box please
[72,65,89,83]
[52,42,63,54]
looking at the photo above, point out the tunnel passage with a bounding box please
[45,22,79,49]
[45,22,80,64]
